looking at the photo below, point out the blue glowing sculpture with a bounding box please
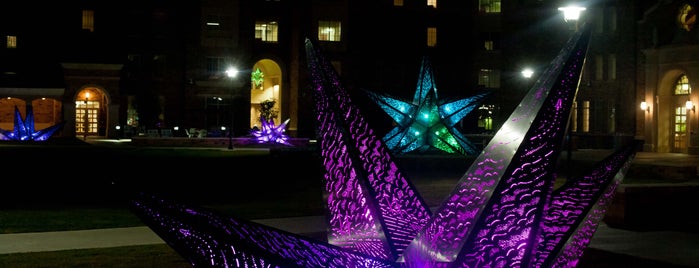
[0,105,65,141]
[364,57,489,156]
[250,116,293,146]
[131,22,639,267]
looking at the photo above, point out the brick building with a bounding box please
[2,0,695,154]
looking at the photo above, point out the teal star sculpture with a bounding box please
[365,56,489,156]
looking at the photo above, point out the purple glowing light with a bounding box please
[131,22,638,268]
[250,116,293,146]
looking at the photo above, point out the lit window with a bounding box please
[318,20,341,42]
[674,105,688,149]
[206,15,221,28]
[480,32,499,50]
[675,74,691,95]
[478,105,495,131]
[427,0,437,8]
[6,36,16,48]
[479,0,501,13]
[484,40,493,50]
[204,15,235,38]
[82,10,94,32]
[582,101,590,133]
[427,27,437,47]
[255,21,279,42]
[127,96,138,127]
[609,107,616,133]
[478,69,500,88]
[608,54,616,80]
[394,0,403,7]
[571,101,578,132]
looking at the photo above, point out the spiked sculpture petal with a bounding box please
[306,38,433,261]
[0,105,65,141]
[130,193,397,268]
[401,23,597,266]
[250,116,293,146]
[131,22,639,268]
[532,143,636,267]
[364,57,489,156]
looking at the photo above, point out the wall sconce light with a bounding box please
[640,101,649,112]
[687,100,695,112]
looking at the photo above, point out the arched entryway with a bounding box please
[656,72,694,153]
[75,87,108,138]
[250,59,282,130]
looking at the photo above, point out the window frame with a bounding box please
[318,20,342,42]
[255,20,279,43]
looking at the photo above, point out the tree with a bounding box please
[259,98,278,123]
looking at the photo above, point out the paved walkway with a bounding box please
[1,216,698,267]
[0,217,328,255]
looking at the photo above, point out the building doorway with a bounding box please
[673,104,689,152]
[250,59,282,130]
[76,89,103,138]
[672,74,691,153]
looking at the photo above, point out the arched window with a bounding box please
[675,74,691,95]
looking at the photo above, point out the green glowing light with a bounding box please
[251,68,264,88]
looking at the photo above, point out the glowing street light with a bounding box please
[558,5,586,31]
[558,5,586,22]
[226,67,239,150]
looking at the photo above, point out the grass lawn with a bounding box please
[0,244,191,268]
[0,141,327,266]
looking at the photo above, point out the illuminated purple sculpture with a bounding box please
[249,116,293,146]
[131,22,638,267]
[0,105,65,141]
[364,56,489,156]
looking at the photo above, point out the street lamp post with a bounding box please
[559,4,586,179]
[226,67,239,150]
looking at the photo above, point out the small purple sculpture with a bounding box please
[249,116,293,146]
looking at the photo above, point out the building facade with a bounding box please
[1,0,695,154]
[637,0,699,154]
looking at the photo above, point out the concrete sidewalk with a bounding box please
[1,216,698,267]
[0,217,326,255]
[2,146,698,267]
